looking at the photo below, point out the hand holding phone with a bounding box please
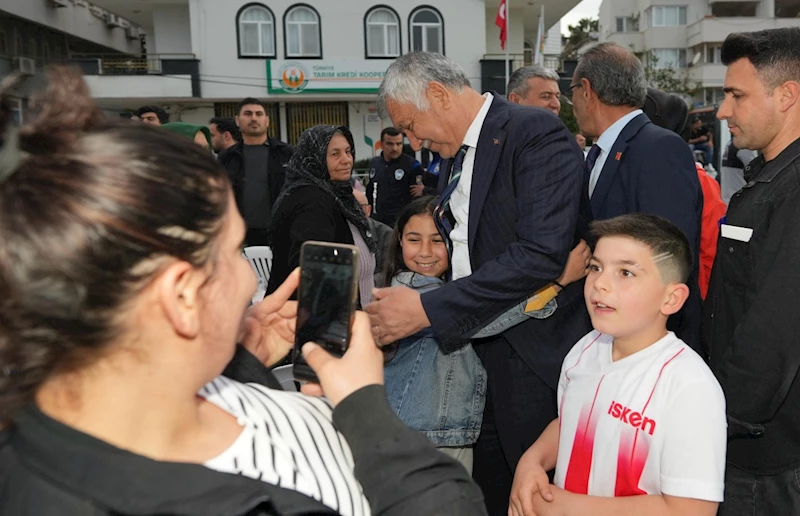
[293,242,359,383]
[299,311,384,406]
[239,268,299,367]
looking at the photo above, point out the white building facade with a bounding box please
[3,0,579,158]
[598,0,800,107]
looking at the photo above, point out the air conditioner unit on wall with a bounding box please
[126,26,141,40]
[15,57,36,74]
[105,14,123,28]
[47,0,70,7]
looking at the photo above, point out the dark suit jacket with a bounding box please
[590,113,703,351]
[422,96,592,394]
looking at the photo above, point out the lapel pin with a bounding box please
[493,138,501,145]
[615,152,622,161]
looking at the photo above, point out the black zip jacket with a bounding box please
[0,353,487,515]
[704,136,800,473]
[219,138,294,224]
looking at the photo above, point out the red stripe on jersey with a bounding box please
[564,333,603,383]
[560,334,603,418]
[614,425,650,496]
[564,375,605,494]
[613,347,684,496]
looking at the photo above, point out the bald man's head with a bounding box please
[353,189,371,217]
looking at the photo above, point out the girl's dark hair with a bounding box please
[382,195,442,287]
[0,67,230,425]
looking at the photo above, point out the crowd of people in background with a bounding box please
[1,25,800,516]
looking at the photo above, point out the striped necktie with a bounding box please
[439,145,469,214]
[433,145,469,278]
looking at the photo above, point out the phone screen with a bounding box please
[293,242,358,382]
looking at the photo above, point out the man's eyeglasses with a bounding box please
[564,84,583,102]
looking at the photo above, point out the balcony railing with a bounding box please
[483,53,529,72]
[69,53,201,97]
[69,53,197,76]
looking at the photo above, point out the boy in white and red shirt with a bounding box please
[509,213,726,516]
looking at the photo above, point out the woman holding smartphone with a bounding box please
[0,68,485,516]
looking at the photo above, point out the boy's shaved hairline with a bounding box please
[651,251,681,284]
[590,214,692,285]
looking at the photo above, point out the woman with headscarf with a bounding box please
[268,125,377,308]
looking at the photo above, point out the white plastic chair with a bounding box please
[271,364,299,392]
[243,246,273,303]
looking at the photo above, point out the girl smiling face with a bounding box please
[400,214,449,278]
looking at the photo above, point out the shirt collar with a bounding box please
[596,109,643,153]
[750,135,800,184]
[462,93,494,149]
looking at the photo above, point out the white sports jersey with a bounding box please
[554,331,726,502]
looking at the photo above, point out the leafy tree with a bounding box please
[640,51,700,97]
[562,18,599,59]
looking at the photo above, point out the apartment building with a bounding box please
[598,0,800,107]
[2,0,577,158]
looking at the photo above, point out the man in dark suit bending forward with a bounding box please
[366,52,592,515]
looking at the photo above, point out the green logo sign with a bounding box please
[278,63,309,93]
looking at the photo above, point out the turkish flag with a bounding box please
[495,0,507,50]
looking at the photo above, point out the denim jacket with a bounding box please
[383,272,559,446]
[384,272,486,447]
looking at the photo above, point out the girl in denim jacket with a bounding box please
[382,197,590,473]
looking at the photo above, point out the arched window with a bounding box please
[237,4,276,57]
[409,7,444,54]
[284,5,321,58]
[365,6,400,58]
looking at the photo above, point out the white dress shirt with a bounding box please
[588,109,643,197]
[450,93,494,280]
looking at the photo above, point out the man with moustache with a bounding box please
[219,98,293,246]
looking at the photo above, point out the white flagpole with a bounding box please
[534,5,544,66]
[540,5,545,65]
[505,0,510,89]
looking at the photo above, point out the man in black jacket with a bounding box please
[219,98,294,246]
[705,27,800,516]
[366,127,424,228]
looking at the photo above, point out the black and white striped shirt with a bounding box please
[200,376,371,516]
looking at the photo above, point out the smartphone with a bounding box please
[292,241,359,383]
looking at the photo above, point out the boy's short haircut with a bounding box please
[590,213,691,284]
